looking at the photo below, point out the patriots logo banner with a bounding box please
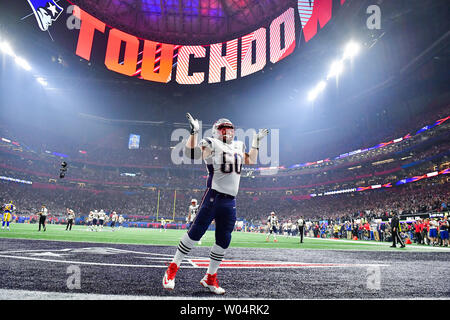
[27,0,63,31]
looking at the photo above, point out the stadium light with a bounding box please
[36,77,48,86]
[343,41,360,60]
[327,60,344,79]
[15,57,32,71]
[308,81,327,102]
[0,41,15,57]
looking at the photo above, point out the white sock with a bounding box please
[172,233,198,267]
[207,244,226,275]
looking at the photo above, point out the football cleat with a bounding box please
[162,262,179,290]
[200,273,225,295]
[274,239,278,243]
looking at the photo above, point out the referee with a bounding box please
[390,212,405,248]
[38,205,47,232]
[297,216,305,243]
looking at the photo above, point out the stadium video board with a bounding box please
[70,0,347,85]
[128,134,140,149]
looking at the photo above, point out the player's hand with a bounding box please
[257,129,269,140]
[186,113,200,135]
[252,129,269,149]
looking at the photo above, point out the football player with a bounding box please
[162,113,268,295]
[92,210,99,232]
[87,210,94,231]
[266,212,278,242]
[187,199,201,244]
[98,209,105,231]
[160,217,167,232]
[118,215,124,229]
[110,211,118,231]
[187,199,199,229]
[1,201,15,230]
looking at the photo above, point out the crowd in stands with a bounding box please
[0,123,448,192]
[274,214,449,247]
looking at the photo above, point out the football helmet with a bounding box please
[212,118,234,143]
[191,199,197,205]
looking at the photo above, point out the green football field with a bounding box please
[0,223,449,252]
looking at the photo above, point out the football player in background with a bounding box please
[110,211,118,231]
[87,210,94,231]
[162,113,268,295]
[118,215,124,229]
[92,210,99,232]
[266,212,278,242]
[98,209,106,231]
[160,217,167,232]
[187,199,201,244]
[104,212,110,228]
[1,201,15,230]
[187,199,199,229]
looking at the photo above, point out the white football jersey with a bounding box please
[199,137,245,197]
[93,211,99,219]
[189,205,199,222]
[99,211,105,220]
[68,210,75,220]
[268,215,278,227]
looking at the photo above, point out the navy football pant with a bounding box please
[188,189,236,249]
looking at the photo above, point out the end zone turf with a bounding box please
[0,224,448,252]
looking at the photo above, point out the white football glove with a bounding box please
[186,113,200,135]
[252,128,269,149]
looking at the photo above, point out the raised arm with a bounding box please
[185,113,212,160]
